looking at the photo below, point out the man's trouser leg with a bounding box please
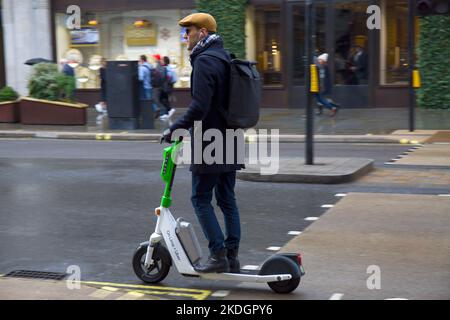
[191,172,225,254]
[214,171,240,250]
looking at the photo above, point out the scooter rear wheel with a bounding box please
[132,243,171,284]
[259,255,301,294]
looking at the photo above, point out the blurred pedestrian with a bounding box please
[95,57,108,114]
[350,45,368,85]
[60,59,75,77]
[159,56,177,120]
[315,53,340,117]
[151,54,169,120]
[138,55,159,116]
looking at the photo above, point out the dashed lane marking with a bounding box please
[266,246,281,251]
[82,281,211,301]
[305,217,319,221]
[288,231,302,236]
[321,204,334,208]
[335,193,347,197]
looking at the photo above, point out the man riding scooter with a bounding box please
[161,13,244,273]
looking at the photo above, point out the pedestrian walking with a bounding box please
[151,54,169,120]
[315,53,340,117]
[95,57,108,114]
[159,56,177,120]
[161,12,244,274]
[138,55,159,116]
[350,45,368,85]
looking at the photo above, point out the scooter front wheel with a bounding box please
[132,243,171,284]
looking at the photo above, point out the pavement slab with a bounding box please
[390,144,450,167]
[279,193,450,300]
[0,276,160,300]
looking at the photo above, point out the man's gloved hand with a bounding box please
[161,128,172,144]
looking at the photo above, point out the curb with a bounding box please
[237,158,374,184]
[0,130,424,144]
[0,131,161,141]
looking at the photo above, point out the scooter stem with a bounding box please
[160,138,183,208]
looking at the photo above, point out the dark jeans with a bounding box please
[315,93,335,110]
[191,171,241,255]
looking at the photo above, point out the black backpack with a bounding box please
[199,51,261,129]
[151,64,167,88]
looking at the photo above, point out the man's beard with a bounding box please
[188,33,202,51]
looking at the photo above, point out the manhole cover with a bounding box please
[4,270,68,281]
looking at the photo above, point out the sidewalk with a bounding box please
[0,108,449,141]
[0,276,161,300]
[227,193,450,300]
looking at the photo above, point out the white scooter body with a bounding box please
[143,206,293,283]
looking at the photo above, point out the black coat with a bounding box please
[170,38,244,174]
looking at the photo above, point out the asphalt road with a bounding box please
[0,139,445,299]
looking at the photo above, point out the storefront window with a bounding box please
[381,0,411,85]
[55,9,192,89]
[255,7,282,86]
[334,1,370,85]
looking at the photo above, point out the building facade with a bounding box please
[1,0,416,108]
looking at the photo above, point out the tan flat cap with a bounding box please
[179,13,217,33]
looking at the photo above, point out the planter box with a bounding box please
[0,100,20,123]
[20,97,88,125]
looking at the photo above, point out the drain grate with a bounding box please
[4,270,68,281]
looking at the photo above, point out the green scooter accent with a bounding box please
[160,138,183,208]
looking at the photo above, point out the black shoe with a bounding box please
[194,249,229,273]
[316,104,323,115]
[227,248,240,273]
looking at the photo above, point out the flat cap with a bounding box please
[179,13,217,33]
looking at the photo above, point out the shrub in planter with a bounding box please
[21,63,87,125]
[28,63,76,103]
[0,86,19,102]
[0,86,20,123]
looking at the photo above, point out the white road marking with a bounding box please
[288,231,302,236]
[266,246,281,251]
[211,290,230,298]
[305,217,319,221]
[329,293,344,300]
[438,194,450,197]
[335,193,347,197]
[321,204,334,208]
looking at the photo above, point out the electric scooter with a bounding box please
[132,137,305,294]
